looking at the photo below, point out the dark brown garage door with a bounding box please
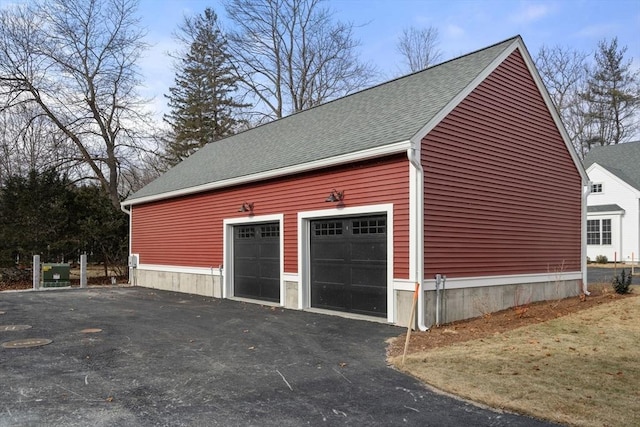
[310,215,387,317]
[233,223,280,302]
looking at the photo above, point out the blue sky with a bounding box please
[1,0,636,115]
[137,0,640,117]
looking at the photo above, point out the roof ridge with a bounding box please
[220,35,522,143]
[126,36,520,204]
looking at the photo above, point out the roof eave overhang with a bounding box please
[122,140,412,207]
[587,209,625,215]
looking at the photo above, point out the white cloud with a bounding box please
[444,24,465,38]
[573,23,617,39]
[509,3,552,24]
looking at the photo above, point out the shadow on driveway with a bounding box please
[0,287,556,426]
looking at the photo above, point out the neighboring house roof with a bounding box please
[587,204,625,214]
[583,141,640,192]
[125,35,568,206]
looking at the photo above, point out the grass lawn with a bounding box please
[389,291,639,427]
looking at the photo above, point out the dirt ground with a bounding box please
[387,285,637,358]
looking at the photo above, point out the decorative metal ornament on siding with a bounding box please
[238,201,254,213]
[325,189,344,203]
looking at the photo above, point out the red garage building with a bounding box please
[122,36,588,328]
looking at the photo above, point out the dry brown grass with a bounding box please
[390,295,640,427]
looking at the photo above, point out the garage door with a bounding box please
[310,215,387,317]
[233,223,280,302]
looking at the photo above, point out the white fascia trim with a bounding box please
[137,264,221,276]
[587,210,625,216]
[297,203,394,322]
[223,214,285,305]
[422,271,583,291]
[122,141,412,207]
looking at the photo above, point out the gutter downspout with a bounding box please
[407,147,428,331]
[582,183,591,295]
[121,204,133,285]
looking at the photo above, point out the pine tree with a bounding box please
[581,38,640,150]
[163,8,246,165]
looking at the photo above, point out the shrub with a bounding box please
[586,256,592,264]
[595,255,608,264]
[612,269,632,294]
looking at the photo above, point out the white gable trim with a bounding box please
[586,163,640,196]
[409,39,520,147]
[409,37,588,184]
[517,42,589,183]
[123,141,411,207]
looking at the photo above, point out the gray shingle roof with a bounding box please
[126,36,521,204]
[587,204,625,213]
[583,141,640,191]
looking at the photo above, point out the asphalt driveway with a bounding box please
[0,287,556,426]
[588,266,636,284]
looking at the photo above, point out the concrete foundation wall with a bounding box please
[136,269,221,298]
[134,269,581,329]
[423,279,581,327]
[284,281,298,309]
[395,290,417,328]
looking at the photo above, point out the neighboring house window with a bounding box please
[587,220,600,244]
[587,219,611,245]
[601,219,612,245]
[591,183,602,193]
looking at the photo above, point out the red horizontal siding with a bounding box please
[132,155,410,279]
[422,49,582,278]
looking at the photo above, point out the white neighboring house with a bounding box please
[583,141,640,264]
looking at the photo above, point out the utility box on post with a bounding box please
[42,263,70,287]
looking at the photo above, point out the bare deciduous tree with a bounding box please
[0,0,155,208]
[0,105,89,186]
[536,45,590,157]
[225,0,375,122]
[396,26,443,73]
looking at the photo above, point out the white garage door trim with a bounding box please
[298,204,394,323]
[223,214,284,305]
